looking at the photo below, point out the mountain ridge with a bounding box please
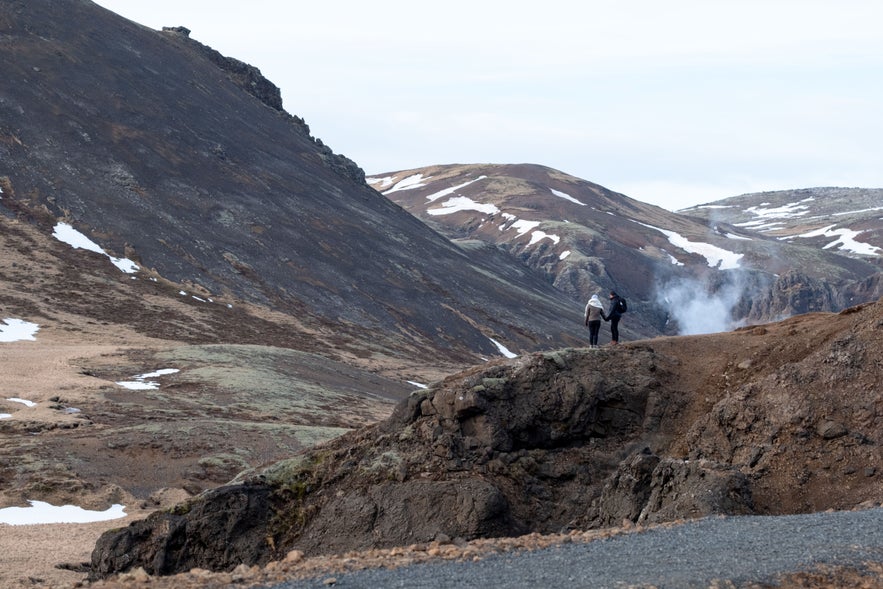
[680,186,883,258]
[371,164,882,336]
[0,0,590,365]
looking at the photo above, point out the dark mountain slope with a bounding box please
[371,164,881,335]
[0,0,585,363]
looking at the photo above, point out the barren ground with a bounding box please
[2,216,881,588]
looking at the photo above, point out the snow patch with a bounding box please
[791,225,881,256]
[52,223,139,274]
[381,173,431,195]
[7,398,37,408]
[510,219,541,236]
[549,188,586,206]
[366,176,396,188]
[116,368,180,391]
[489,338,517,359]
[833,205,883,216]
[0,500,126,525]
[427,196,500,216]
[425,176,487,203]
[638,222,743,269]
[667,253,684,266]
[528,230,561,246]
[559,250,572,260]
[683,204,733,210]
[0,318,39,342]
[744,198,814,219]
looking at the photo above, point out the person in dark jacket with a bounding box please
[606,290,625,345]
[584,294,607,348]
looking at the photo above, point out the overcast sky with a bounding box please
[93,1,883,211]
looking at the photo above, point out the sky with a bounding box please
[86,2,883,210]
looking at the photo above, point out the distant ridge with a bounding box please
[681,187,883,258]
[371,165,882,335]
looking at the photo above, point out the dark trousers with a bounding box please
[588,320,601,346]
[610,317,620,343]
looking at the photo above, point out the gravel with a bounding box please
[266,507,883,589]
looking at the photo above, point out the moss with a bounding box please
[363,451,403,477]
[168,501,192,516]
[480,377,508,391]
[265,455,325,547]
[197,453,249,471]
[260,456,315,488]
[398,424,415,442]
[542,350,569,368]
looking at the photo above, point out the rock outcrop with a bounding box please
[90,299,883,579]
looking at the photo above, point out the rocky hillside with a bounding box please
[370,165,882,336]
[0,209,424,516]
[91,297,883,578]
[680,187,883,259]
[0,0,588,367]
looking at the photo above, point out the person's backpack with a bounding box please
[618,298,628,313]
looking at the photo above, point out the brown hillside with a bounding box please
[91,298,883,578]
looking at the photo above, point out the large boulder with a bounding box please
[593,448,754,527]
[91,483,275,578]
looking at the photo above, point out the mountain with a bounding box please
[2,2,882,586]
[370,165,882,335]
[680,187,883,259]
[90,297,883,578]
[0,0,590,569]
[0,0,587,370]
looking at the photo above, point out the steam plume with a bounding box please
[657,274,747,335]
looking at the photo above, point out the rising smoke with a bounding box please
[656,273,750,335]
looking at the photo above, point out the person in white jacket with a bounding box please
[584,294,607,348]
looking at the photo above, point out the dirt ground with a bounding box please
[0,327,409,588]
[2,214,882,588]
[3,315,883,588]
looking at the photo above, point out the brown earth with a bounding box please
[2,203,882,588]
[88,299,883,583]
[0,214,454,588]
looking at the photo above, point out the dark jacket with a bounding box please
[607,294,625,320]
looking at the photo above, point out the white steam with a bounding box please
[657,276,746,335]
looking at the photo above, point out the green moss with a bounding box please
[542,350,569,368]
[481,377,508,391]
[198,453,249,471]
[363,451,402,477]
[261,456,315,488]
[398,424,415,442]
[168,501,192,516]
[264,453,331,547]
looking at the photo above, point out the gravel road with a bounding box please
[267,507,883,589]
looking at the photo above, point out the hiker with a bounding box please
[605,290,627,345]
[584,294,606,348]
